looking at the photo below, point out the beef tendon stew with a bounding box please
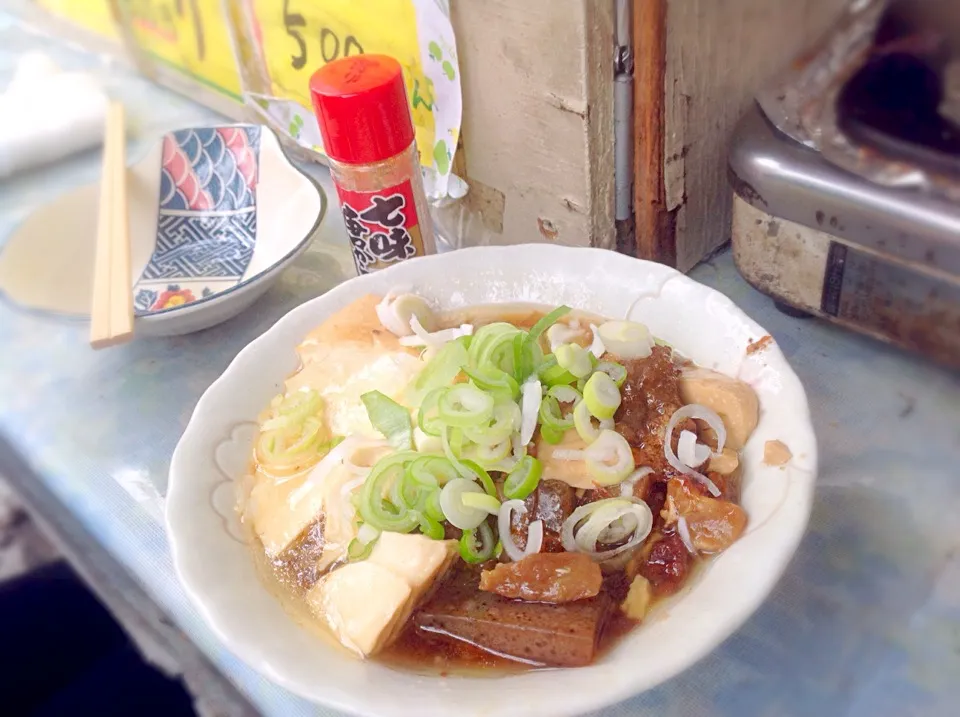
[238,293,759,671]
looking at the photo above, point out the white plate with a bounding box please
[167,245,817,717]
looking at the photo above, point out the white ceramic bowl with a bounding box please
[0,124,326,336]
[167,245,817,717]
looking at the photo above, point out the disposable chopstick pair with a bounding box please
[89,101,133,349]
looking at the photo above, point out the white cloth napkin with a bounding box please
[0,52,109,179]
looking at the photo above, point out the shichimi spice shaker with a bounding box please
[309,54,437,275]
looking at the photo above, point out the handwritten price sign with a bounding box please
[250,0,440,167]
[125,0,243,100]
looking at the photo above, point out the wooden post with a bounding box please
[632,0,677,266]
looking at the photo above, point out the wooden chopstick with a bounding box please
[90,102,134,349]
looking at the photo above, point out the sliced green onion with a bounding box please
[538,354,577,387]
[574,398,614,444]
[541,383,581,434]
[512,332,525,382]
[520,338,544,385]
[440,478,488,530]
[595,361,627,388]
[448,426,467,455]
[539,424,565,444]
[459,521,496,563]
[503,455,543,500]
[424,488,445,522]
[438,385,495,428]
[408,455,458,488]
[392,469,424,511]
[463,437,512,464]
[527,306,572,346]
[256,421,321,466]
[408,339,468,403]
[255,390,333,473]
[418,512,446,540]
[347,537,376,561]
[260,389,323,431]
[584,430,635,485]
[463,365,520,401]
[583,371,621,420]
[461,492,502,515]
[360,390,412,450]
[469,322,523,376]
[548,384,581,405]
[395,458,446,512]
[597,320,654,359]
[539,395,574,432]
[464,402,520,445]
[417,387,446,437]
[460,459,498,497]
[358,452,421,532]
[442,426,473,479]
[555,343,593,379]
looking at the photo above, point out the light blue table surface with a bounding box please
[2,14,960,717]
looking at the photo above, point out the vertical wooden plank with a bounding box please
[663,0,848,271]
[451,0,615,249]
[632,0,677,265]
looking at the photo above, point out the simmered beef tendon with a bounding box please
[479,553,602,603]
[666,478,747,553]
[509,480,576,552]
[535,480,576,552]
[614,346,691,472]
[638,533,690,596]
[415,567,611,667]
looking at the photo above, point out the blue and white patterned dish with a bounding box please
[0,124,326,337]
[131,125,325,335]
[133,127,262,316]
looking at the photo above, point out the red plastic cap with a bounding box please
[309,54,415,165]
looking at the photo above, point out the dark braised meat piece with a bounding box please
[479,553,602,603]
[638,533,690,597]
[535,480,576,552]
[508,479,576,553]
[415,568,611,667]
[614,346,692,473]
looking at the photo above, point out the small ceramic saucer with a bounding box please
[0,124,326,336]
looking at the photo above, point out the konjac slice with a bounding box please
[415,569,610,667]
[479,553,602,603]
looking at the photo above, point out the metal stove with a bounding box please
[728,0,960,369]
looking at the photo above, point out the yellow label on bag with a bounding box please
[250,0,436,164]
[125,0,243,100]
[36,0,118,38]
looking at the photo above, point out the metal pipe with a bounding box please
[614,75,634,221]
